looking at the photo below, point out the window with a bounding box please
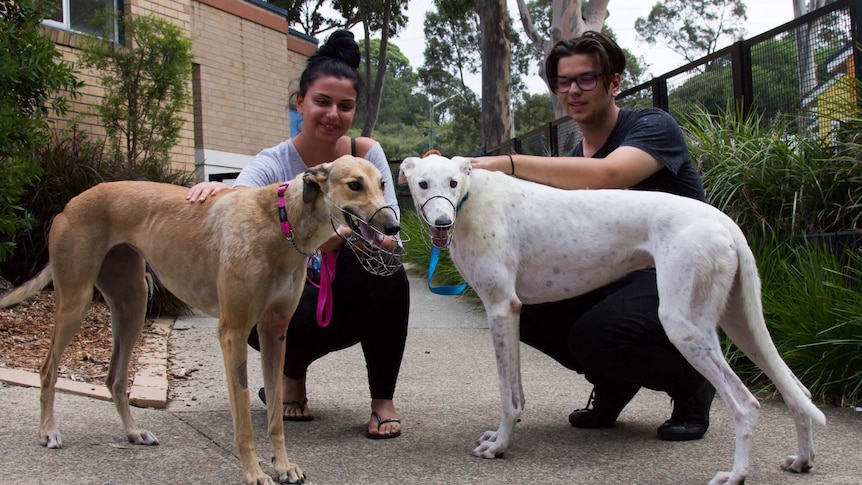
[43,0,121,40]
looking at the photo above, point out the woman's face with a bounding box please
[296,75,357,142]
[555,53,620,126]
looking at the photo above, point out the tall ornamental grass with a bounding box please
[683,100,862,406]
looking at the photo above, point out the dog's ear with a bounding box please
[302,163,329,203]
[398,158,417,184]
[452,156,472,176]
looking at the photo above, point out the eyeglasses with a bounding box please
[551,74,600,94]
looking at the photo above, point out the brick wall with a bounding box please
[190,0,317,182]
[44,0,317,180]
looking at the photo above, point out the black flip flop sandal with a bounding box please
[257,387,314,421]
[365,411,401,439]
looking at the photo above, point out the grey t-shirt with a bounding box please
[570,108,706,202]
[235,138,400,219]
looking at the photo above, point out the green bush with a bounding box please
[683,102,862,406]
[684,103,862,238]
[0,0,81,261]
[728,232,862,406]
[0,128,193,316]
[77,13,193,172]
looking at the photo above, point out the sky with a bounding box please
[364,0,797,95]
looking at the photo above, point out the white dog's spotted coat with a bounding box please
[399,154,825,485]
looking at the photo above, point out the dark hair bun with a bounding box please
[318,29,361,70]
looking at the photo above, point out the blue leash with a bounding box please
[426,192,470,295]
[427,246,468,295]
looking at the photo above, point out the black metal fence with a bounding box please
[488,0,862,157]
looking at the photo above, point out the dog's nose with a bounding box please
[384,221,400,236]
[434,216,452,227]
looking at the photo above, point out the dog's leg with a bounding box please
[257,307,305,484]
[39,284,93,449]
[39,217,104,449]
[473,299,524,459]
[720,288,817,476]
[217,317,276,485]
[98,245,158,445]
[657,226,760,485]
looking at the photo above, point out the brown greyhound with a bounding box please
[0,155,400,485]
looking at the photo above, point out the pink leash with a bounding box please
[310,251,337,327]
[278,182,336,327]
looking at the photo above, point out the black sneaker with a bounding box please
[656,378,715,441]
[569,382,639,428]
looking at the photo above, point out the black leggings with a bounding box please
[519,269,705,398]
[248,248,410,400]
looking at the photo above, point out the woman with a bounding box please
[187,30,408,439]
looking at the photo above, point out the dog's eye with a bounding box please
[348,181,361,191]
[419,181,428,189]
[449,180,457,188]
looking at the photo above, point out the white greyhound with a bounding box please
[398,154,825,485]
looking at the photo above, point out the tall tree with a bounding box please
[419,2,483,153]
[634,0,747,63]
[479,0,513,151]
[516,0,609,118]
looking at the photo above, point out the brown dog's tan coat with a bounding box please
[0,155,399,485]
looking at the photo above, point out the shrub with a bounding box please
[0,0,81,261]
[77,13,193,172]
[683,102,862,406]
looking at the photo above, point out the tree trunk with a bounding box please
[479,0,513,153]
[360,0,393,137]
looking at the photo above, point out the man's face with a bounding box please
[555,53,621,126]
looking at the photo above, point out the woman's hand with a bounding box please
[187,181,231,203]
[319,226,352,253]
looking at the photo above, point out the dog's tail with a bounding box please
[732,229,827,426]
[0,264,53,308]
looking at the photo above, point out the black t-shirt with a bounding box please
[569,108,706,202]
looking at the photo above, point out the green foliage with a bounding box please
[727,232,862,406]
[513,92,554,137]
[0,127,192,316]
[683,99,862,405]
[77,13,193,172]
[0,0,81,261]
[356,40,428,128]
[684,103,862,237]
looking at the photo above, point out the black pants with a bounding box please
[248,248,410,400]
[519,269,705,399]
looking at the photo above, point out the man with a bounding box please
[471,31,714,441]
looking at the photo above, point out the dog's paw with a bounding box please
[128,429,159,445]
[708,471,745,485]
[472,431,505,459]
[41,431,63,449]
[273,464,305,484]
[781,454,813,473]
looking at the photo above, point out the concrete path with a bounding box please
[1,273,860,484]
